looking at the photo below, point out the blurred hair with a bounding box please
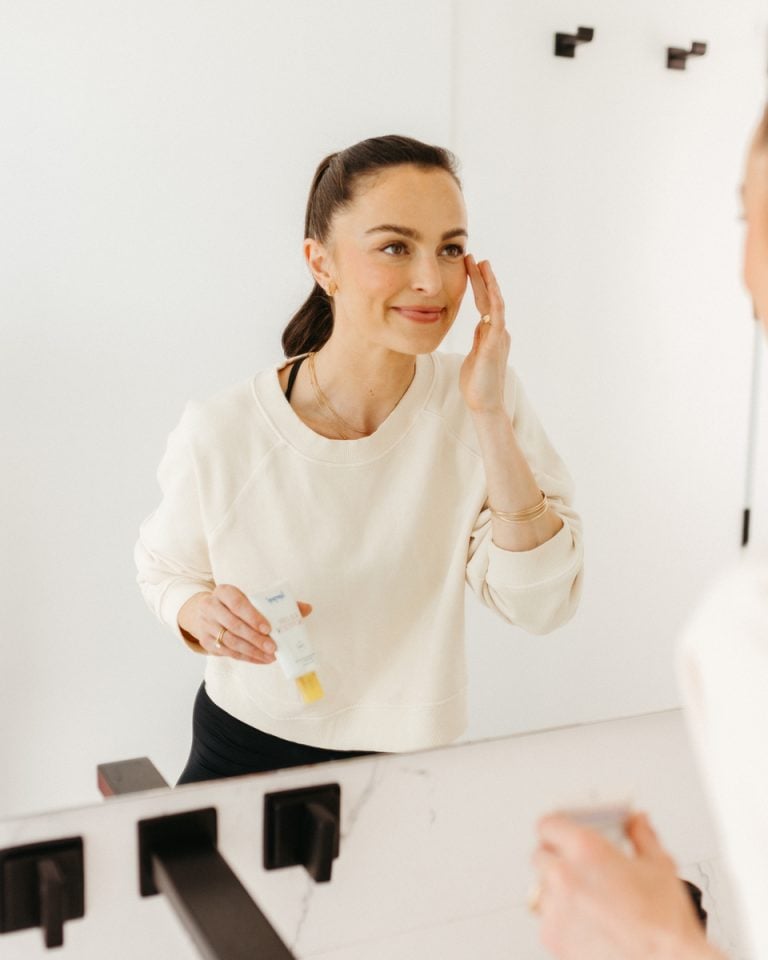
[756,103,768,151]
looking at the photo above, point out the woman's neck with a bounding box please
[284,337,418,438]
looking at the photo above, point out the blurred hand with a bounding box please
[178,585,312,664]
[533,811,722,960]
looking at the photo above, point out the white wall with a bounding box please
[452,0,768,738]
[1,0,766,819]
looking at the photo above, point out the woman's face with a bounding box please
[742,135,768,334]
[307,163,469,355]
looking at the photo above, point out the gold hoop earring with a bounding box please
[327,281,337,297]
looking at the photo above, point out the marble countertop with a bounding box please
[0,709,750,959]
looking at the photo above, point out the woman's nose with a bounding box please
[410,254,443,295]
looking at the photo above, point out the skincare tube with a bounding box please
[248,581,324,704]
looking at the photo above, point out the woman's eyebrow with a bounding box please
[365,224,468,241]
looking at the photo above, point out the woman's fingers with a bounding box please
[626,812,673,863]
[465,254,506,331]
[211,596,272,650]
[466,254,491,313]
[538,813,613,852]
[204,588,276,661]
[478,263,506,332]
[218,584,273,636]
[478,259,505,311]
[201,586,315,665]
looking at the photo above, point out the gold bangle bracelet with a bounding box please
[490,492,549,523]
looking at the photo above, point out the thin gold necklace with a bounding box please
[307,352,416,440]
[307,352,367,439]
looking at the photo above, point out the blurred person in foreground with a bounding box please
[533,105,768,960]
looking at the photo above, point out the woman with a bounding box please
[532,107,768,960]
[135,134,584,784]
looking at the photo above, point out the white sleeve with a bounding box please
[134,404,216,643]
[465,369,584,634]
[676,557,768,960]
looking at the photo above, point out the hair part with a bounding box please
[282,134,461,358]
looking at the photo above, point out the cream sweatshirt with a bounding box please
[677,553,768,960]
[135,351,584,752]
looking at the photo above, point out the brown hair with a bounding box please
[282,134,461,358]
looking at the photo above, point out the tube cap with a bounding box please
[295,671,324,704]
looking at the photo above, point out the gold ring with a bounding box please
[214,626,227,651]
[480,314,491,324]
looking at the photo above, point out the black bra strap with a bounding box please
[284,354,307,401]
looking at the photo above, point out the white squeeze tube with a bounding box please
[247,580,324,704]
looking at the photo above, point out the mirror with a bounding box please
[2,0,767,820]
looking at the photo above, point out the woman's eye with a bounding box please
[381,242,466,256]
[382,241,408,255]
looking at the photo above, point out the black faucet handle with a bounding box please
[303,801,339,883]
[0,837,84,949]
[264,783,341,883]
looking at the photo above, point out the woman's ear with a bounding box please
[304,237,335,291]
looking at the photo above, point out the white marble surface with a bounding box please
[0,709,749,958]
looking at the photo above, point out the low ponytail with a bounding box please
[282,283,334,357]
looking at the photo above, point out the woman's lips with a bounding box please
[392,307,445,324]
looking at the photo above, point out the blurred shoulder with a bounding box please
[679,552,768,668]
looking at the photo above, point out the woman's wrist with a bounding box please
[177,592,212,652]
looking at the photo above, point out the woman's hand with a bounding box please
[177,586,313,664]
[459,254,511,414]
[532,812,721,960]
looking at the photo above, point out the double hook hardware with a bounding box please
[555,28,708,71]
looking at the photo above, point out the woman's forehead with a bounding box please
[339,165,466,232]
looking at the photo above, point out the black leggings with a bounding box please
[176,683,377,785]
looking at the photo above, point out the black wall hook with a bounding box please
[667,41,707,70]
[555,27,595,59]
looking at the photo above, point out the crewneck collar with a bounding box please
[252,352,436,464]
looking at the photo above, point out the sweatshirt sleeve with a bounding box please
[134,404,216,646]
[675,558,768,960]
[465,370,584,634]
